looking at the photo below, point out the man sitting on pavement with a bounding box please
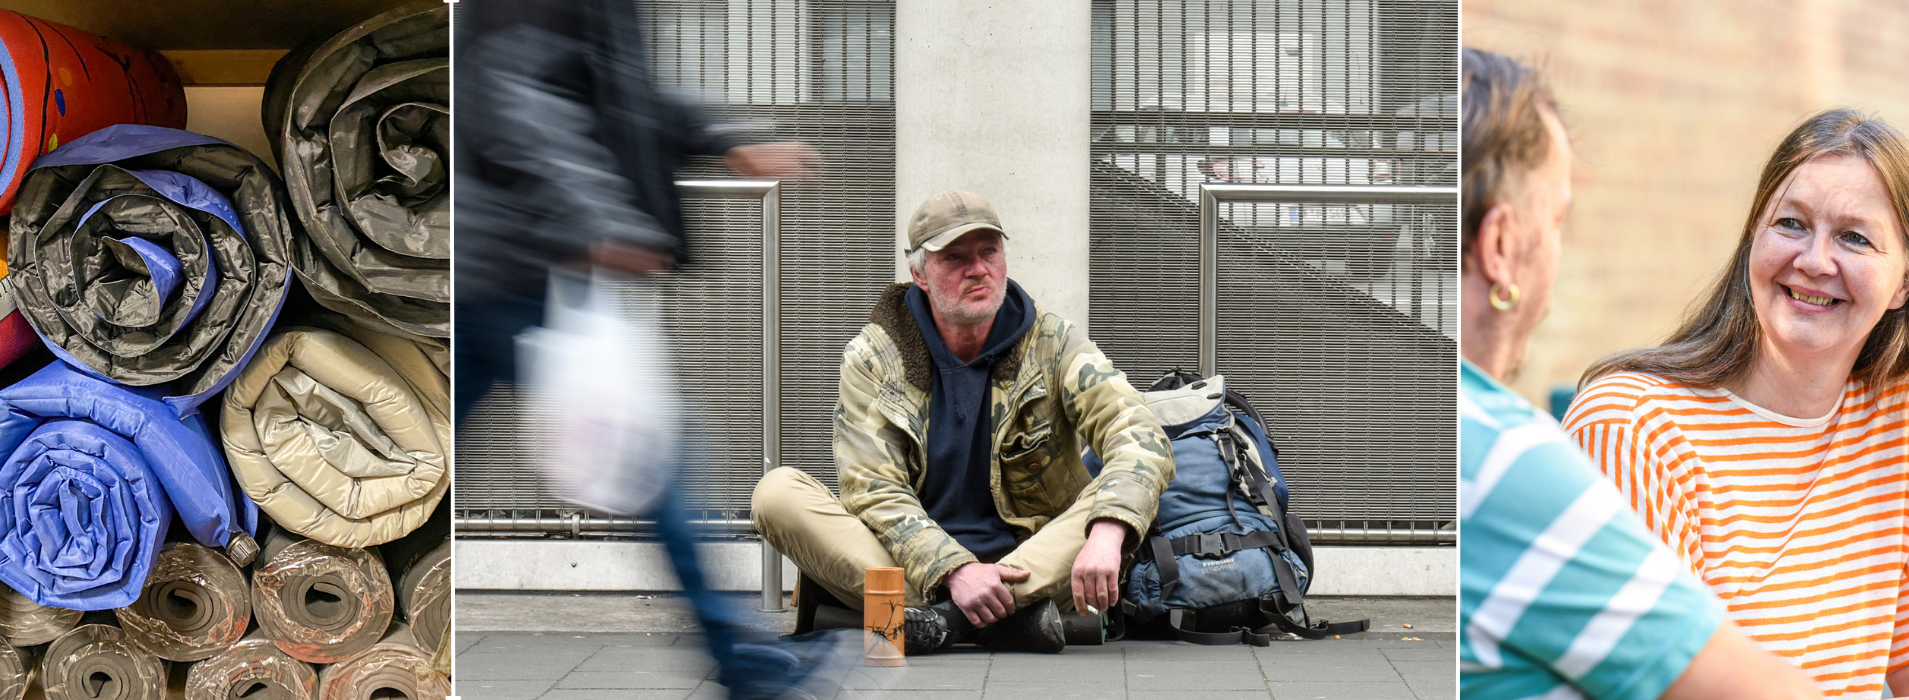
[752,190,1175,654]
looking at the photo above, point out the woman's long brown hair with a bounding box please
[1580,108,1909,389]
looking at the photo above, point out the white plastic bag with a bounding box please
[515,268,678,516]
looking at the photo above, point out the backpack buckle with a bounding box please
[1195,532,1228,558]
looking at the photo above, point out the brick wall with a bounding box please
[1463,0,1909,408]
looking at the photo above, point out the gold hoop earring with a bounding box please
[1489,283,1521,311]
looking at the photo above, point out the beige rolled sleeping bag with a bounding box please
[221,319,449,548]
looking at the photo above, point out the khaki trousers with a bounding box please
[751,467,1091,612]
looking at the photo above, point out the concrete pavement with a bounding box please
[453,592,1456,700]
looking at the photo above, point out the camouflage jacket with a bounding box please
[834,283,1175,600]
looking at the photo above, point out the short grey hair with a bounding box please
[905,236,1007,278]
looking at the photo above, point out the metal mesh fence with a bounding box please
[1088,0,1456,535]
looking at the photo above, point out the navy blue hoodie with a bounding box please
[905,280,1036,560]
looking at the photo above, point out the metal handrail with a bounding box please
[1197,183,1459,376]
[674,179,784,612]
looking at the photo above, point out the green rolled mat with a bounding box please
[0,581,79,646]
[251,531,394,664]
[317,623,448,700]
[184,633,317,700]
[114,542,251,662]
[41,624,165,700]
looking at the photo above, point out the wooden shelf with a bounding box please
[0,0,423,51]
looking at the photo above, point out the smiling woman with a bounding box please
[1563,109,1909,697]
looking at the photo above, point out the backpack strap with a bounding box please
[1157,530,1286,558]
[1149,535,1180,597]
[1256,597,1371,640]
[1167,609,1272,647]
[1215,430,1307,607]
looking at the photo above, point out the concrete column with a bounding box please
[894,1,1093,329]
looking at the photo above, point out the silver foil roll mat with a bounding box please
[184,635,317,700]
[396,540,448,656]
[316,624,448,700]
[0,582,80,646]
[0,639,26,700]
[115,543,252,662]
[252,537,394,664]
[42,624,165,700]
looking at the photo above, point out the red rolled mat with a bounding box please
[0,9,187,214]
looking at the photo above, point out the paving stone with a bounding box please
[841,664,990,691]
[573,647,716,673]
[980,681,1126,700]
[1381,646,1452,662]
[1265,680,1419,699]
[539,690,694,700]
[455,654,592,681]
[984,654,1120,683]
[456,680,553,700]
[1127,667,1267,692]
[554,671,707,690]
[1257,650,1400,682]
[833,692,982,700]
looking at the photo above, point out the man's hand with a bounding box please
[723,142,821,181]
[945,562,1030,628]
[1072,520,1127,616]
[587,240,676,275]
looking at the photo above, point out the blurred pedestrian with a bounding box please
[454,1,836,698]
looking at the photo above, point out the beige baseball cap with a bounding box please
[906,190,1008,255]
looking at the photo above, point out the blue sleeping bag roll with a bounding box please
[0,361,257,609]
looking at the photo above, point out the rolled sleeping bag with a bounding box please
[0,361,258,610]
[41,623,166,700]
[113,542,250,662]
[0,578,78,644]
[7,125,295,417]
[251,531,394,664]
[184,633,318,700]
[222,321,448,549]
[0,10,188,214]
[317,623,449,700]
[265,4,448,339]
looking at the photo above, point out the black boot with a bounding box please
[976,598,1066,653]
[903,601,975,654]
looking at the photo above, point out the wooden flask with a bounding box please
[863,567,905,667]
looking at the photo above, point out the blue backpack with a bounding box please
[1089,371,1368,645]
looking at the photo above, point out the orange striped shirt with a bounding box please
[1564,372,1909,698]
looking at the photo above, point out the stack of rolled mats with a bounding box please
[0,5,454,699]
